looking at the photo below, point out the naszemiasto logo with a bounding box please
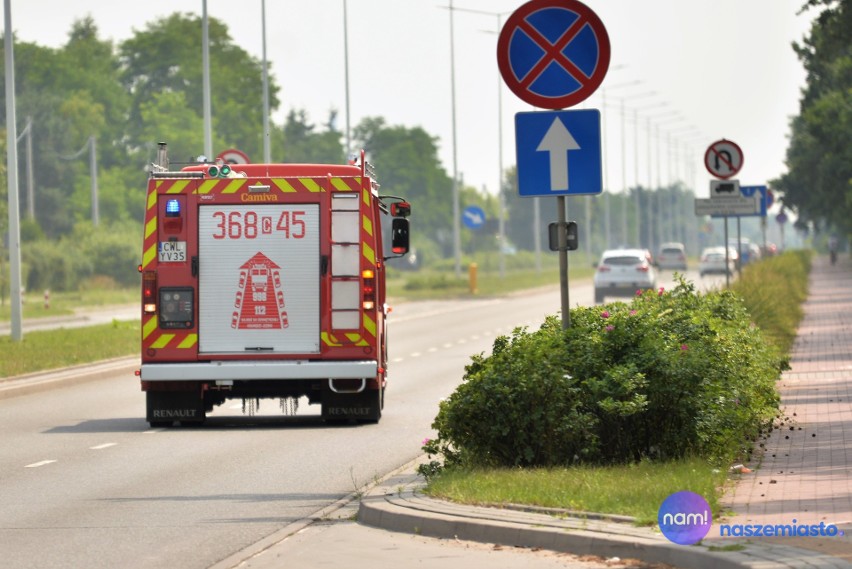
[658,491,713,545]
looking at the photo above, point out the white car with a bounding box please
[657,242,688,270]
[699,246,738,277]
[594,248,657,303]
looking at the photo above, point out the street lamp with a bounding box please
[451,7,512,276]
[628,101,668,245]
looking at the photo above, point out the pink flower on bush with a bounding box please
[601,311,610,319]
[629,310,637,316]
[680,344,689,351]
[422,438,431,446]
[658,287,665,296]
[605,325,615,332]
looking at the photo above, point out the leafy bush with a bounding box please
[426,278,785,471]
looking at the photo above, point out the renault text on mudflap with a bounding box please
[137,143,410,427]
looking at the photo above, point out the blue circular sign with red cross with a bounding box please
[497,0,610,109]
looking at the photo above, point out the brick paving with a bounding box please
[714,254,852,559]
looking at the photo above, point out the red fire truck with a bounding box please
[138,143,410,426]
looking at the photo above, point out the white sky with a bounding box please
[3,0,817,200]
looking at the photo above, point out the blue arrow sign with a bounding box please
[462,205,487,229]
[713,185,768,218]
[515,109,602,197]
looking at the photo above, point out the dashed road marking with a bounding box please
[90,443,117,450]
[25,460,56,468]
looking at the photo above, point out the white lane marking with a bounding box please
[410,352,422,358]
[25,460,57,468]
[442,343,453,349]
[427,347,438,353]
[457,339,467,344]
[143,430,160,434]
[90,443,117,450]
[471,335,480,340]
[392,357,404,363]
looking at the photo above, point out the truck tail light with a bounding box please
[142,271,157,314]
[362,269,376,310]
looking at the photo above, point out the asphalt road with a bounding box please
[0,269,721,569]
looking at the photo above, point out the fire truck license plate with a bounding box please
[158,241,187,262]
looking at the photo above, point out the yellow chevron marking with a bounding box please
[345,333,368,346]
[362,242,375,265]
[166,180,190,194]
[362,215,373,237]
[178,334,198,349]
[142,317,158,340]
[197,179,219,194]
[142,244,157,269]
[221,179,244,194]
[362,188,370,206]
[272,179,297,193]
[147,190,157,210]
[331,178,353,192]
[300,178,323,193]
[363,314,376,337]
[151,334,175,349]
[321,332,342,346]
[145,217,157,239]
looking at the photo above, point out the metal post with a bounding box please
[25,116,33,218]
[724,216,730,288]
[449,0,461,278]
[90,136,99,226]
[261,0,271,163]
[202,0,213,159]
[558,196,570,329]
[343,0,352,158]
[4,0,23,341]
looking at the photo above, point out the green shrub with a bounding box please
[427,278,785,470]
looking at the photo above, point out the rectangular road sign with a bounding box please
[710,179,741,198]
[515,109,602,197]
[695,197,760,216]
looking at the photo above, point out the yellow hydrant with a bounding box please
[469,263,478,294]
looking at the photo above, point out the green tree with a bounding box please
[276,109,344,164]
[119,13,279,162]
[354,117,454,255]
[772,0,851,233]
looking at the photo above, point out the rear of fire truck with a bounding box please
[138,143,410,427]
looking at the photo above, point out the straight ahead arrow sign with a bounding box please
[536,118,580,191]
[515,109,602,198]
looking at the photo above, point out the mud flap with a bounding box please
[146,390,206,426]
[321,381,382,423]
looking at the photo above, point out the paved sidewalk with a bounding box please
[715,254,852,559]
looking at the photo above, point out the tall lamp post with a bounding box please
[447,6,511,277]
[4,0,23,341]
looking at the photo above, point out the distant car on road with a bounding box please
[699,246,738,277]
[656,242,688,270]
[594,248,657,304]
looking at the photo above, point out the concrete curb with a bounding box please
[358,465,852,569]
[0,356,139,400]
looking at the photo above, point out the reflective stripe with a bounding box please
[142,317,158,340]
[363,314,376,338]
[177,334,198,349]
[150,334,175,349]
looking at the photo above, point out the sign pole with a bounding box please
[724,216,730,289]
[558,195,570,329]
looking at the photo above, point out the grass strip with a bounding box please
[0,320,138,378]
[424,458,729,526]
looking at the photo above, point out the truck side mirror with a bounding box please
[390,202,411,218]
[391,218,410,255]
